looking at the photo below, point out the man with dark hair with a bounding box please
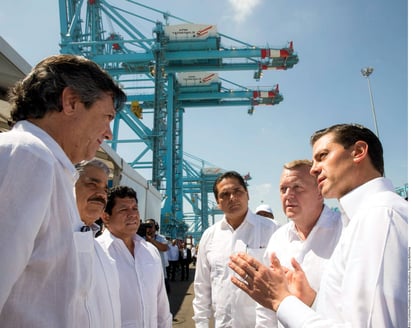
[0,54,125,327]
[167,239,180,281]
[230,124,407,327]
[97,186,172,327]
[179,241,192,281]
[193,171,279,327]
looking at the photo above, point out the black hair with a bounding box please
[105,185,137,215]
[310,123,384,175]
[213,171,248,200]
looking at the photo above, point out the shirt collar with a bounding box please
[14,120,78,182]
[220,208,254,231]
[90,223,101,237]
[338,177,393,226]
[287,205,337,239]
[102,229,141,248]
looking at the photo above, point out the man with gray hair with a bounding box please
[0,54,126,327]
[74,159,121,327]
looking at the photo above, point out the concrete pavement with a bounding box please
[168,264,215,328]
[168,264,196,327]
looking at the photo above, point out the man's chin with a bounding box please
[85,209,104,220]
[82,217,96,226]
[319,186,334,199]
[285,210,299,219]
[84,145,101,162]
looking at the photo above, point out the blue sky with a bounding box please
[1,0,408,223]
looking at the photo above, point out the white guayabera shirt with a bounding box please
[193,209,278,328]
[0,121,87,327]
[256,205,342,328]
[98,230,172,328]
[277,178,408,328]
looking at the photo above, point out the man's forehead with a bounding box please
[280,172,302,185]
[114,197,137,205]
[312,132,335,148]
[219,181,242,191]
[82,174,105,184]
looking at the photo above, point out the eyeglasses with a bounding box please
[218,188,246,200]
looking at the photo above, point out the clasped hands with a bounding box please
[228,252,316,312]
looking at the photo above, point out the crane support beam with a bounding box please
[84,46,298,73]
[58,0,298,242]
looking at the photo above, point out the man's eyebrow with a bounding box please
[83,176,104,184]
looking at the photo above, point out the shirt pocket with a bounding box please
[73,231,94,293]
[246,247,266,262]
[210,254,230,309]
[210,253,227,278]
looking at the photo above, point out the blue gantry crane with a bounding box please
[58,0,299,242]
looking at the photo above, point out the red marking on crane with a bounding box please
[253,89,277,99]
[201,73,215,83]
[261,49,268,59]
[280,49,289,58]
[197,25,213,37]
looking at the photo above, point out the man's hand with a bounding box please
[284,257,316,307]
[145,233,154,242]
[146,234,169,252]
[228,252,291,312]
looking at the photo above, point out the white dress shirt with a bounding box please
[277,178,408,327]
[256,205,342,327]
[98,230,172,328]
[0,121,86,327]
[73,224,121,328]
[193,209,278,328]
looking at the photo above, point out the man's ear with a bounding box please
[101,212,110,226]
[352,140,368,164]
[61,87,79,115]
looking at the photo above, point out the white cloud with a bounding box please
[228,0,262,23]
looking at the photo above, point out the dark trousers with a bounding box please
[167,260,179,281]
[180,259,190,280]
[164,278,170,294]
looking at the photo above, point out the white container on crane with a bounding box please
[177,72,219,86]
[165,24,217,41]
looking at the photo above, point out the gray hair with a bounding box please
[9,54,126,124]
[75,159,110,176]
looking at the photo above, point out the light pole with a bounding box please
[361,67,380,138]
